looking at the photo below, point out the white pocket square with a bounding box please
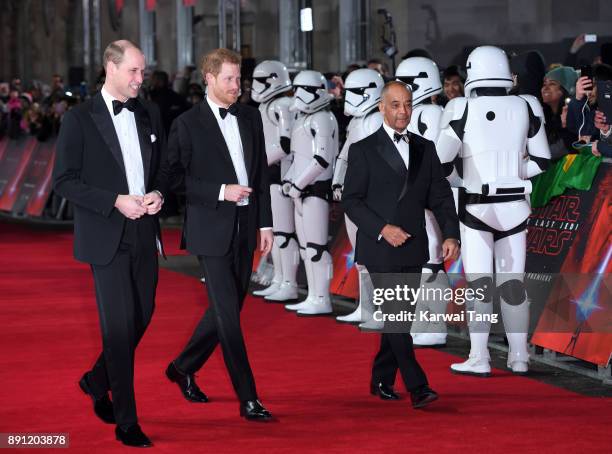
[150,134,157,143]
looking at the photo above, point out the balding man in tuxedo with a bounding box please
[53,40,167,447]
[342,81,460,409]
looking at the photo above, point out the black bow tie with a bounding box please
[394,132,409,143]
[219,104,239,119]
[112,98,138,116]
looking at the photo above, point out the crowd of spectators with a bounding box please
[0,75,72,141]
[2,34,611,161]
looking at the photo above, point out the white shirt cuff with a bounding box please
[218,184,226,201]
[260,227,273,231]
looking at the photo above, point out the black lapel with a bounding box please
[198,101,235,170]
[398,132,425,201]
[90,92,125,175]
[376,127,407,179]
[407,132,423,184]
[133,100,153,185]
[235,104,254,177]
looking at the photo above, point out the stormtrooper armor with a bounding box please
[249,61,301,302]
[396,56,451,347]
[436,46,551,375]
[330,68,384,324]
[283,70,338,315]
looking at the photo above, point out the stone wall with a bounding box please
[1,0,611,86]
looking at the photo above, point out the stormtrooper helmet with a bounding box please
[464,45,513,97]
[251,60,292,103]
[395,56,442,105]
[292,70,333,113]
[343,68,384,117]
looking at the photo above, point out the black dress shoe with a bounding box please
[115,424,152,448]
[166,362,209,403]
[370,382,400,400]
[410,385,438,409]
[240,400,273,421]
[79,372,115,424]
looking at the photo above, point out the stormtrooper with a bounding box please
[249,60,301,302]
[436,46,551,375]
[283,70,338,315]
[331,68,384,324]
[395,56,453,347]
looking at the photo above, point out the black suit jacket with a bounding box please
[342,127,459,269]
[52,92,168,265]
[166,99,272,256]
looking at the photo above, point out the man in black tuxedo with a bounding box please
[53,41,167,447]
[342,81,460,409]
[165,48,274,421]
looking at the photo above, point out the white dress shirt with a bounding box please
[101,87,145,196]
[206,96,250,206]
[378,122,410,241]
[382,121,409,169]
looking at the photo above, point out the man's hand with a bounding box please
[575,76,592,101]
[143,191,163,215]
[594,110,610,134]
[115,195,146,220]
[224,184,252,203]
[591,140,601,157]
[381,224,411,247]
[442,238,460,262]
[260,229,274,256]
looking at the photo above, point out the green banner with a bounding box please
[530,146,602,208]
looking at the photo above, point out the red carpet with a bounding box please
[1,222,610,453]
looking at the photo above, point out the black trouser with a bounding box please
[369,264,428,393]
[174,206,257,402]
[88,217,158,427]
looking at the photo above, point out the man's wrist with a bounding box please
[152,190,164,203]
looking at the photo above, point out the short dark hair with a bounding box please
[443,65,466,82]
[151,70,169,86]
